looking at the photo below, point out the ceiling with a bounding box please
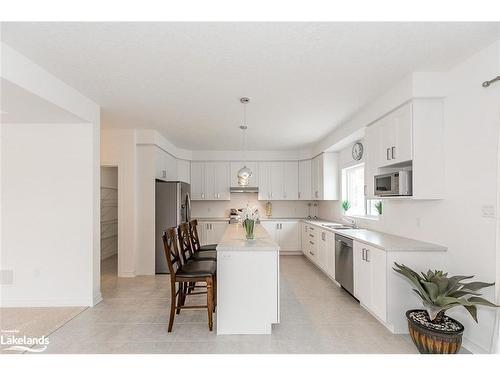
[2,22,499,150]
[1,78,85,124]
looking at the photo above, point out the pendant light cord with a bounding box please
[243,101,247,164]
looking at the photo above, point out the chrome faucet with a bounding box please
[342,216,359,229]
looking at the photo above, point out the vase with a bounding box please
[406,309,464,354]
[243,219,255,240]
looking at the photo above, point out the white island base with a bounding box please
[216,223,280,335]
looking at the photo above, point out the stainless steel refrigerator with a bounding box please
[155,180,191,274]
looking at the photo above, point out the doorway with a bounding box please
[100,166,118,277]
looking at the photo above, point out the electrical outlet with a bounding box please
[481,205,495,218]
[415,217,421,228]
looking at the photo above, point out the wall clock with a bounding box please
[352,142,364,161]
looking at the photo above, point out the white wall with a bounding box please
[192,194,315,219]
[1,42,101,306]
[1,124,95,306]
[319,40,500,353]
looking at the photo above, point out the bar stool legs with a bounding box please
[206,277,214,331]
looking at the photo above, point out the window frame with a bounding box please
[341,163,380,220]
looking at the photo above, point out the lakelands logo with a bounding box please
[1,330,49,353]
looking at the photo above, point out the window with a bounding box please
[342,164,365,216]
[366,199,382,217]
[342,163,381,218]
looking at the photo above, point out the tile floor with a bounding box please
[17,254,420,354]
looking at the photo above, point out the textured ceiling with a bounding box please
[2,22,499,150]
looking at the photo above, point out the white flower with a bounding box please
[241,206,259,221]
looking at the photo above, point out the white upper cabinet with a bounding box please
[311,153,339,200]
[258,162,272,200]
[177,159,190,184]
[155,149,177,181]
[257,161,298,201]
[366,99,444,199]
[298,159,312,200]
[282,162,298,200]
[190,161,230,200]
[230,161,259,187]
[190,162,205,200]
[378,103,412,167]
[270,162,284,200]
[214,162,230,200]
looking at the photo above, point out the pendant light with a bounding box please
[237,97,252,186]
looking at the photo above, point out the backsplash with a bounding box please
[191,193,317,218]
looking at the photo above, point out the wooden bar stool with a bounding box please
[162,227,216,332]
[189,219,218,251]
[178,222,217,261]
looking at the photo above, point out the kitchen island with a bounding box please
[216,223,280,334]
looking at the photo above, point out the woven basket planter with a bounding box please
[406,309,464,354]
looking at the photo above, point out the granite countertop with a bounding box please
[303,219,447,252]
[216,223,280,252]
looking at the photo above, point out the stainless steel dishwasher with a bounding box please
[335,234,354,297]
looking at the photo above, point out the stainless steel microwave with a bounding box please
[374,171,412,196]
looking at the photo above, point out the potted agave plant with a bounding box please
[393,263,498,354]
[341,200,351,214]
[241,206,259,240]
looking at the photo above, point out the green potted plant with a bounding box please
[341,200,351,214]
[393,263,498,354]
[374,201,383,215]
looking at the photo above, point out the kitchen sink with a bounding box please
[322,224,354,230]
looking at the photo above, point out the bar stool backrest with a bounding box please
[177,222,195,263]
[162,227,182,275]
[189,219,202,252]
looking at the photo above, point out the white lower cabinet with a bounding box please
[353,241,387,322]
[198,221,228,246]
[304,225,335,279]
[261,220,300,252]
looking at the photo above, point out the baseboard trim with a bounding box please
[92,292,103,306]
[1,298,91,307]
[118,271,135,277]
[462,336,489,354]
[280,251,302,256]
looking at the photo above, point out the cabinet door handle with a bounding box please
[322,232,325,241]
[366,249,370,262]
[298,191,301,199]
[364,184,367,196]
[309,241,314,245]
[391,146,396,160]
[362,248,366,261]
[386,148,390,160]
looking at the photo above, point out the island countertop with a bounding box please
[216,223,280,252]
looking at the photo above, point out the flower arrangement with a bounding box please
[241,206,259,240]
